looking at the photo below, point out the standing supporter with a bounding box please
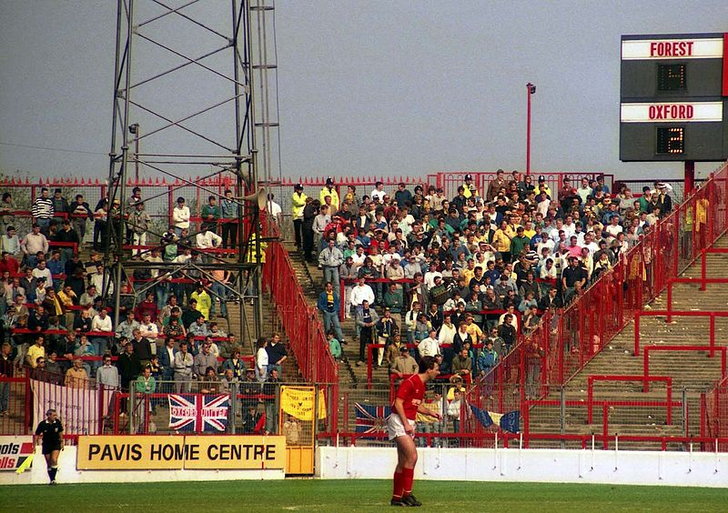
[266,333,288,377]
[32,188,54,234]
[317,282,346,345]
[291,184,307,250]
[220,189,239,251]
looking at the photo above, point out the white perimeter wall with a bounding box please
[0,446,284,485]
[316,446,728,488]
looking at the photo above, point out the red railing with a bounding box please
[524,398,684,449]
[262,241,338,386]
[633,310,728,356]
[586,375,674,423]
[643,346,727,385]
[701,379,728,451]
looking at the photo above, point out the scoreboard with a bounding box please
[620,33,728,162]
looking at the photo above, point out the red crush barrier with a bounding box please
[262,242,338,385]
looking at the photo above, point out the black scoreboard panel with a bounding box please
[620,33,727,162]
[621,59,723,99]
[620,119,726,161]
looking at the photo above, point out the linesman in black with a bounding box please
[34,408,64,484]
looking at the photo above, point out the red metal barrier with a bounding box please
[262,242,338,387]
[586,375,673,423]
[644,346,727,386]
[633,310,728,356]
[524,398,683,450]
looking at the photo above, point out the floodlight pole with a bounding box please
[526,82,536,177]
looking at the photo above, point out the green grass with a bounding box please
[3,480,726,513]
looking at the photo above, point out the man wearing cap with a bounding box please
[462,174,479,199]
[320,178,340,211]
[536,175,553,199]
[291,184,307,250]
[390,345,418,377]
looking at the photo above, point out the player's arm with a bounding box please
[417,403,442,420]
[393,397,413,435]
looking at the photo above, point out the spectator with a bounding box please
[266,333,287,377]
[327,331,342,361]
[31,188,54,233]
[173,341,194,393]
[291,184,307,251]
[131,329,153,366]
[96,354,120,390]
[158,337,177,381]
[200,195,220,232]
[319,239,344,286]
[21,224,49,268]
[65,357,88,388]
[355,299,378,366]
[317,282,346,345]
[417,328,440,359]
[255,337,268,382]
[172,197,190,235]
[375,307,398,368]
[389,345,418,377]
[220,189,239,250]
[262,368,281,434]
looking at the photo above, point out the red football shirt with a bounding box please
[395,374,425,420]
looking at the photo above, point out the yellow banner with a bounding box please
[279,386,327,421]
[76,435,286,470]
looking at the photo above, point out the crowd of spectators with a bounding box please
[303,173,673,382]
[0,186,285,433]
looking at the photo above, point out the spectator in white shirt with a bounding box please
[32,259,53,287]
[418,329,441,358]
[172,197,191,235]
[350,277,375,309]
[21,224,48,268]
[139,312,159,341]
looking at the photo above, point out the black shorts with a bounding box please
[42,443,61,455]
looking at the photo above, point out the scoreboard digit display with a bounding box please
[620,33,728,162]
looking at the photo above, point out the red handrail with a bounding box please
[586,375,673,423]
[643,346,727,385]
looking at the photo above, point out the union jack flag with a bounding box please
[168,394,230,432]
[354,402,391,434]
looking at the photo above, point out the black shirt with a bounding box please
[35,419,63,447]
[562,266,587,288]
[266,343,287,366]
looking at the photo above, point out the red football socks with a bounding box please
[392,470,404,498]
[402,467,415,495]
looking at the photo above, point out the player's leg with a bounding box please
[397,435,421,506]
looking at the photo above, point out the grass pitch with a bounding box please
[3,479,726,513]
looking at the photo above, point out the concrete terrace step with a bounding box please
[532,234,728,449]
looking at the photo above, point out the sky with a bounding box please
[0,0,726,183]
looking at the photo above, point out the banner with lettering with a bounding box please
[279,386,327,421]
[168,394,230,432]
[30,379,109,435]
[0,436,34,472]
[76,435,286,470]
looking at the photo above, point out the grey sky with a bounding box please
[0,1,726,182]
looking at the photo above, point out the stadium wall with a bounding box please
[316,447,727,488]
